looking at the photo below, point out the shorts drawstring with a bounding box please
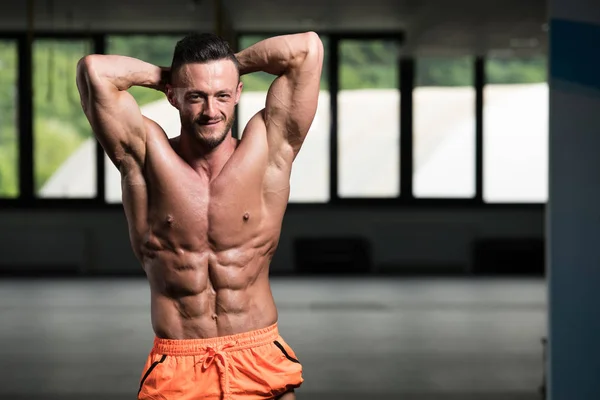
[197,342,237,399]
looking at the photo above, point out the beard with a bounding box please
[182,113,235,150]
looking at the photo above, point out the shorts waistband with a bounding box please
[152,323,280,356]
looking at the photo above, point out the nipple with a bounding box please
[243,212,249,221]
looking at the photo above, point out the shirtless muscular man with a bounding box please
[76,32,323,399]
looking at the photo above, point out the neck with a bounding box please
[177,130,237,180]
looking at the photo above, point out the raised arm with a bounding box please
[235,32,324,165]
[75,55,168,172]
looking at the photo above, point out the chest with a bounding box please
[145,159,265,250]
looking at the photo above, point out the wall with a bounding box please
[0,207,543,275]
[0,0,546,55]
[547,0,600,398]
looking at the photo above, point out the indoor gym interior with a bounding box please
[0,0,596,399]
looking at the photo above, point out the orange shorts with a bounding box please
[137,323,303,399]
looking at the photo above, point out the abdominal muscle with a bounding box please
[142,245,278,340]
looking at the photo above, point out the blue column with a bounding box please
[548,3,600,399]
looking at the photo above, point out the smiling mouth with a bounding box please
[198,120,221,126]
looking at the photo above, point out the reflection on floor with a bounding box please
[0,277,546,400]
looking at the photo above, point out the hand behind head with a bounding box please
[156,67,171,93]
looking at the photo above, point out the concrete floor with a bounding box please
[0,277,546,400]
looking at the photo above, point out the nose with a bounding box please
[203,97,218,119]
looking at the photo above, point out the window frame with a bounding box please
[334,35,403,201]
[0,29,545,211]
[482,54,549,204]
[30,35,99,200]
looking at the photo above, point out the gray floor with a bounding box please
[0,277,546,400]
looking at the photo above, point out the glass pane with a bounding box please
[413,56,476,198]
[34,39,95,198]
[0,40,18,198]
[104,35,183,203]
[484,54,548,203]
[238,35,330,203]
[338,40,400,198]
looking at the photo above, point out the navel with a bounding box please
[166,214,174,225]
[243,212,250,221]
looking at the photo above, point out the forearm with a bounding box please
[77,54,167,92]
[235,32,321,76]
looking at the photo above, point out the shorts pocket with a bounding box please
[138,354,167,396]
[273,340,300,364]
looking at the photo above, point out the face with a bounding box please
[167,59,243,150]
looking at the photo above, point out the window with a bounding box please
[413,56,476,198]
[338,39,400,198]
[104,35,183,203]
[483,54,548,203]
[237,35,331,203]
[0,40,18,198]
[34,39,95,198]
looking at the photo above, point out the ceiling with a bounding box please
[0,0,548,55]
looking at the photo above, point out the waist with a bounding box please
[150,288,278,339]
[151,323,280,356]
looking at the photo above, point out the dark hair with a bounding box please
[171,32,239,78]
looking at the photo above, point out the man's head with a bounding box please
[166,33,243,150]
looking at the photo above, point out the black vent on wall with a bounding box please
[294,237,371,275]
[472,238,545,276]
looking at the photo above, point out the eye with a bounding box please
[187,93,204,102]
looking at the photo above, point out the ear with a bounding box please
[235,81,243,105]
[166,84,179,109]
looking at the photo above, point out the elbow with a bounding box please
[76,55,93,88]
[290,31,323,69]
[76,55,103,84]
[76,56,92,97]
[304,31,324,56]
[76,55,93,77]
[305,32,324,71]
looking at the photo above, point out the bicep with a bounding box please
[264,34,324,163]
[77,64,147,169]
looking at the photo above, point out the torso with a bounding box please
[122,114,290,339]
